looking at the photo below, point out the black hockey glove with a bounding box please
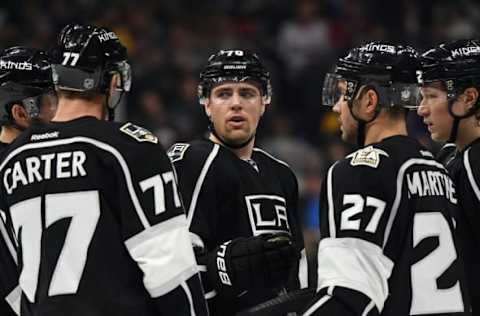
[206,233,298,298]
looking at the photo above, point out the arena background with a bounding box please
[1,0,480,285]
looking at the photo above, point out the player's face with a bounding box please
[205,82,265,146]
[38,91,58,123]
[417,82,452,142]
[332,80,358,143]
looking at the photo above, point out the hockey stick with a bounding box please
[236,288,316,316]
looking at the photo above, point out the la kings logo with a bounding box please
[245,195,290,235]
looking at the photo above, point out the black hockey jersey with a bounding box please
[169,139,306,315]
[443,138,480,316]
[303,136,470,316]
[0,141,19,316]
[0,116,208,316]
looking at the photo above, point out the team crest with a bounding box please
[347,146,389,168]
[167,143,190,163]
[245,194,291,236]
[120,122,158,144]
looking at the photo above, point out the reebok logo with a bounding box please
[30,131,59,141]
[0,60,33,71]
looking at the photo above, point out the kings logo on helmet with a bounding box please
[0,60,33,71]
[451,46,480,58]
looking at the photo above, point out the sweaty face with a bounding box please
[205,82,265,146]
[417,82,452,142]
[332,80,358,144]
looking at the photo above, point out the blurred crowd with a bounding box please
[2,0,480,283]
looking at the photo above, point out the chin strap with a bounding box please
[446,98,477,143]
[348,100,382,148]
[208,122,255,149]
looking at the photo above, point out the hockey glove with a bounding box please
[206,233,298,298]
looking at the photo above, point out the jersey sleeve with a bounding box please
[310,154,397,315]
[284,168,307,290]
[169,142,221,301]
[112,135,208,316]
[462,147,480,237]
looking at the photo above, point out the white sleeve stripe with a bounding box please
[198,265,207,272]
[464,148,480,202]
[125,215,199,297]
[0,136,152,229]
[125,215,186,249]
[383,158,446,247]
[0,218,16,264]
[205,290,217,300]
[299,248,308,289]
[362,300,375,316]
[327,162,338,238]
[317,237,393,311]
[187,144,219,227]
[180,281,196,316]
[5,285,21,316]
[302,294,331,316]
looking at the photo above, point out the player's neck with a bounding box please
[0,125,21,144]
[52,98,106,122]
[456,117,480,151]
[363,117,407,146]
[209,134,254,159]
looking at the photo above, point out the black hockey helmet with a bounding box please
[421,39,480,105]
[322,41,421,110]
[420,39,480,142]
[198,49,272,104]
[50,23,131,96]
[0,46,53,124]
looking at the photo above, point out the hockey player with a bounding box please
[168,49,306,315]
[0,24,208,316]
[302,42,470,315]
[0,46,56,316]
[417,39,480,315]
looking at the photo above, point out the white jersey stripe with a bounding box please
[0,136,151,228]
[180,281,196,316]
[302,293,331,316]
[187,144,219,227]
[362,300,375,316]
[327,162,338,238]
[0,216,17,264]
[252,148,290,167]
[464,148,480,203]
[383,158,446,248]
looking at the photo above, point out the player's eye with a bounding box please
[215,90,232,98]
[239,90,256,98]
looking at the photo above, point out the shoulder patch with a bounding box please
[120,122,158,144]
[347,146,389,168]
[168,143,190,163]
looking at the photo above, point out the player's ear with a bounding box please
[363,88,379,119]
[109,73,121,92]
[463,87,479,111]
[11,103,30,128]
[203,98,212,119]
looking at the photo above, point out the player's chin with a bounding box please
[225,130,254,145]
[430,132,448,142]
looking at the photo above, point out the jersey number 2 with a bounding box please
[411,212,464,314]
[11,190,100,303]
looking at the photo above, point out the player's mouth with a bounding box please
[228,115,247,127]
